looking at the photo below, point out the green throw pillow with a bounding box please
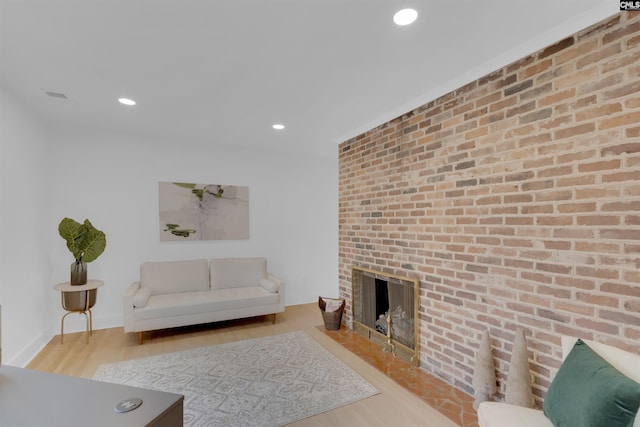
[543,339,640,427]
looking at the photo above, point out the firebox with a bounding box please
[351,266,420,367]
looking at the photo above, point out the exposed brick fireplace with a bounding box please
[338,12,640,404]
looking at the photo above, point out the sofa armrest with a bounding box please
[477,402,553,427]
[268,273,285,311]
[123,282,140,333]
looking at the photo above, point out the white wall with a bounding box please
[0,87,338,365]
[0,85,54,366]
[45,129,338,340]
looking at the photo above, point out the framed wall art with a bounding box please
[158,182,249,241]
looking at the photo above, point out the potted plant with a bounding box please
[58,217,107,286]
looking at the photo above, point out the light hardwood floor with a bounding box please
[28,303,457,426]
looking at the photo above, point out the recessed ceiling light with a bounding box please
[118,98,136,106]
[272,124,285,130]
[394,8,418,26]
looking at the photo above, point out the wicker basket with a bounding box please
[318,296,345,330]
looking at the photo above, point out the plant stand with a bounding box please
[54,280,103,344]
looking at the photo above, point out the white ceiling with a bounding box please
[0,0,617,158]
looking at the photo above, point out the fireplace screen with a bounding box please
[352,266,420,366]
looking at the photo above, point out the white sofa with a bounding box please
[478,336,640,427]
[123,257,285,344]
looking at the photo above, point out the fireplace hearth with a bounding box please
[351,266,420,366]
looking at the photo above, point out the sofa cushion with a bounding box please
[561,337,640,384]
[210,257,267,290]
[140,259,209,295]
[133,287,152,308]
[260,278,279,293]
[133,286,279,321]
[477,402,553,427]
[543,339,640,427]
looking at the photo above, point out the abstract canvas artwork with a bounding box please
[158,182,249,241]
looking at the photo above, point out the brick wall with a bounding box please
[338,12,640,403]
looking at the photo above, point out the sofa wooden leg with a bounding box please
[138,332,143,345]
[272,313,276,324]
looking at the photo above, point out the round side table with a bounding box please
[54,280,104,344]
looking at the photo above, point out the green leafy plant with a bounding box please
[58,217,107,263]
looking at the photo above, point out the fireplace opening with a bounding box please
[351,266,420,366]
[374,278,389,335]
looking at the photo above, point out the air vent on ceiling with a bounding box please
[44,90,69,99]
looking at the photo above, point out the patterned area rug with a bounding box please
[93,331,379,426]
